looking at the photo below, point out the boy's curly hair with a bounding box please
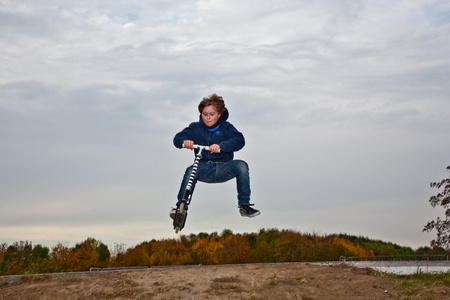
[198,94,226,114]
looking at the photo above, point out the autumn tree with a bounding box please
[253,228,279,262]
[3,229,437,273]
[145,239,189,266]
[67,238,110,271]
[109,243,128,266]
[423,166,450,248]
[122,244,150,267]
[338,234,415,256]
[330,237,374,259]
[0,243,7,263]
[97,242,111,263]
[165,240,189,265]
[274,230,312,262]
[32,244,50,261]
[29,244,50,274]
[220,229,234,239]
[0,241,33,275]
[191,235,222,265]
[67,243,98,271]
[49,243,72,272]
[217,234,252,264]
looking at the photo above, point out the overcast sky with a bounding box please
[1,0,449,250]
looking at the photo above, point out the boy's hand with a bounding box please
[183,140,194,150]
[209,144,220,153]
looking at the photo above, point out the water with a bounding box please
[348,261,450,275]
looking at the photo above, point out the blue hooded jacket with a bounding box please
[173,109,245,162]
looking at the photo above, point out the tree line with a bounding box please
[0,228,446,276]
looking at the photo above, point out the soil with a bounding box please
[1,263,449,299]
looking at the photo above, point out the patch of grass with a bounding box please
[397,272,450,297]
[409,272,450,285]
[399,280,418,296]
[399,272,450,286]
[268,280,278,286]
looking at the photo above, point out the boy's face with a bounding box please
[201,105,221,127]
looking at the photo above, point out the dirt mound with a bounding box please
[1,263,448,299]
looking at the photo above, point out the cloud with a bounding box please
[1,0,449,249]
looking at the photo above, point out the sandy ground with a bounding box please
[1,263,449,299]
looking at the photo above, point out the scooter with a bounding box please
[173,144,218,233]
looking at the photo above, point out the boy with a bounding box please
[171,94,260,219]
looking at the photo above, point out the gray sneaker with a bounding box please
[239,204,261,218]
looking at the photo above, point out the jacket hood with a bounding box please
[199,108,229,129]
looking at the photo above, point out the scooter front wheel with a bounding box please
[179,202,186,214]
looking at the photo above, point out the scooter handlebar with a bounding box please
[182,144,221,152]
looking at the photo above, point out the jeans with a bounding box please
[176,159,251,208]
